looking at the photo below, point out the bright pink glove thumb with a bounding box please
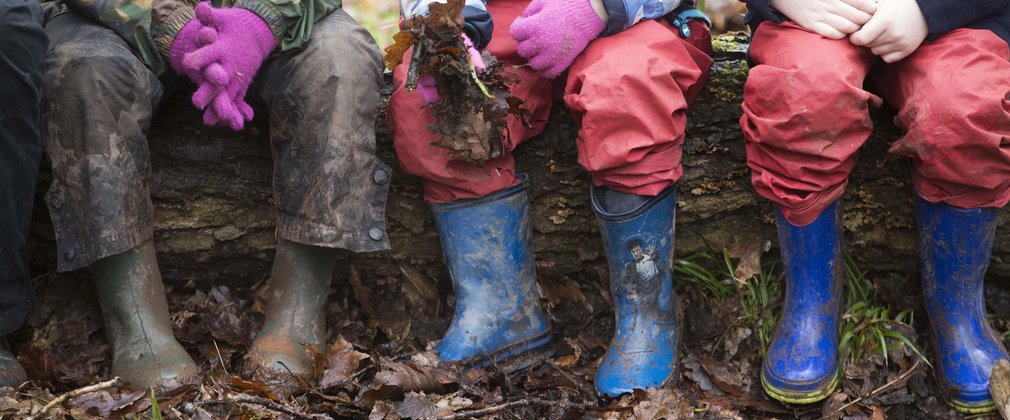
[416,75,440,104]
[184,2,275,130]
[510,0,605,79]
[415,33,485,104]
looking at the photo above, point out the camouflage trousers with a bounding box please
[42,10,391,272]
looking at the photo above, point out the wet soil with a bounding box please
[1,252,999,419]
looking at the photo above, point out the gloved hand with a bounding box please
[849,0,928,62]
[182,2,275,130]
[768,0,877,39]
[170,8,228,120]
[416,33,485,104]
[510,0,606,79]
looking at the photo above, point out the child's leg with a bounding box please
[564,19,712,197]
[563,18,712,397]
[742,21,878,226]
[239,10,388,386]
[876,28,1010,210]
[386,0,555,368]
[874,28,1010,414]
[741,21,877,404]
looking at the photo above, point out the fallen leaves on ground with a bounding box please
[991,358,1010,419]
[319,335,370,389]
[5,249,988,419]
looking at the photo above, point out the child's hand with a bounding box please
[769,0,877,39]
[849,0,928,62]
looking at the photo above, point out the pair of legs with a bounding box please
[0,0,46,388]
[42,9,389,391]
[742,21,1010,412]
[388,0,712,396]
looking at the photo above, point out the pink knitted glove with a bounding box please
[182,2,275,130]
[510,0,605,79]
[416,33,486,104]
[170,11,230,119]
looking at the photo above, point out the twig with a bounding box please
[433,397,592,420]
[30,377,122,418]
[825,358,923,418]
[198,394,331,420]
[212,339,230,376]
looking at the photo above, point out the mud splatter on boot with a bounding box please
[430,175,552,371]
[244,239,336,388]
[761,201,843,404]
[916,197,1008,414]
[92,240,199,394]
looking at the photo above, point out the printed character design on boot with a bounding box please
[594,186,681,396]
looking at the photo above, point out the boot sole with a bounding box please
[947,396,996,414]
[761,366,841,405]
[470,332,553,373]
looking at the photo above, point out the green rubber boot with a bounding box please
[92,241,199,393]
[0,338,26,388]
[244,239,336,386]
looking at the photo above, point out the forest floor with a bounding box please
[3,242,1009,419]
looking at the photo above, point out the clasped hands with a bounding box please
[171,2,276,130]
[769,0,929,62]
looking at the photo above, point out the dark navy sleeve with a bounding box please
[916,0,1010,38]
[741,0,787,32]
[401,0,493,49]
[461,3,493,49]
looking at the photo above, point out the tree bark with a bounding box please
[27,36,1010,288]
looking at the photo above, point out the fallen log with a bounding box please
[27,35,1010,289]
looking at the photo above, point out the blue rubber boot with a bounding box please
[761,201,844,404]
[916,197,1008,414]
[592,185,680,397]
[430,176,552,370]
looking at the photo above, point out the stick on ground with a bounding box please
[198,394,332,420]
[30,377,123,419]
[434,397,593,420]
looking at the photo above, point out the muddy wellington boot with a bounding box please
[592,185,680,397]
[916,197,1009,414]
[0,338,26,387]
[244,239,337,385]
[92,241,199,393]
[430,175,552,370]
[761,201,844,404]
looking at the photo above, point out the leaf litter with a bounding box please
[2,240,999,419]
[383,0,531,166]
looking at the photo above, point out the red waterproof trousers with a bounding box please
[742,21,1010,226]
[387,0,712,203]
